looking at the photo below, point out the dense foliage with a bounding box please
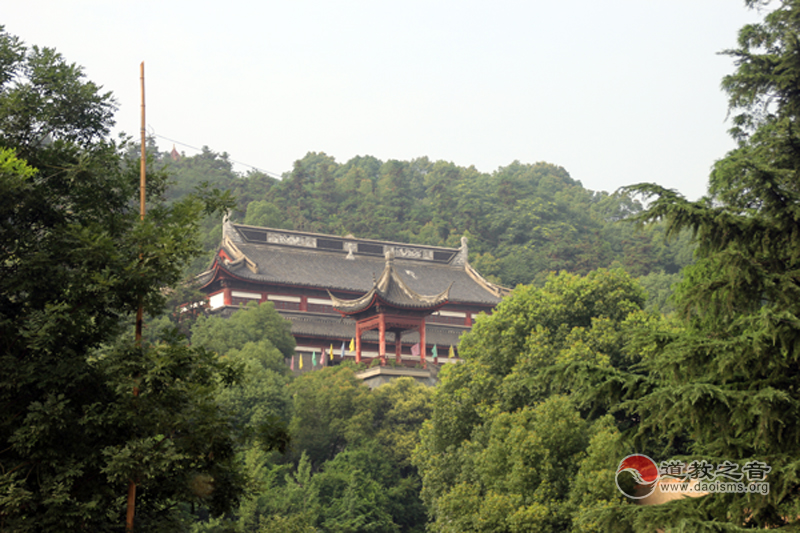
[0,28,242,531]
[602,0,800,527]
[191,302,295,451]
[413,269,659,531]
[266,370,431,533]
[412,1,800,530]
[181,303,433,533]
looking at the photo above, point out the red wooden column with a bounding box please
[419,317,427,369]
[378,313,387,366]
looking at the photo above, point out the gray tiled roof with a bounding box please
[329,252,451,313]
[210,222,505,306]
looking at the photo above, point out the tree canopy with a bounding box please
[553,1,800,528]
[216,371,433,533]
[413,269,651,531]
[0,28,242,531]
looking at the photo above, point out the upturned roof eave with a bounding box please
[196,259,256,291]
[329,258,452,315]
[381,266,452,308]
[328,289,380,316]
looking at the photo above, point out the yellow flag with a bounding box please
[449,345,455,358]
[299,354,304,369]
[330,343,334,361]
[349,338,355,352]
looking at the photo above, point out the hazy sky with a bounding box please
[5,1,766,199]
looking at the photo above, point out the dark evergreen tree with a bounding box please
[0,28,242,531]
[574,1,800,528]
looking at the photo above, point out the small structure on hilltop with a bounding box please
[196,219,509,383]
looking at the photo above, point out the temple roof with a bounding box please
[197,220,510,306]
[328,251,451,314]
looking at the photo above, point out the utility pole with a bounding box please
[127,60,146,533]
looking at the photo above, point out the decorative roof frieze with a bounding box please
[267,232,316,248]
[232,223,459,265]
[391,246,434,260]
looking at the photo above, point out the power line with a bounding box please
[148,128,284,180]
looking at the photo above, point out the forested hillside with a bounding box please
[146,144,692,308]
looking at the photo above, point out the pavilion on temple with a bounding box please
[328,249,451,368]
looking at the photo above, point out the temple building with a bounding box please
[197,219,509,376]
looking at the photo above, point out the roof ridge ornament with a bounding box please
[222,214,245,245]
[221,235,259,274]
[451,235,468,267]
[455,234,511,298]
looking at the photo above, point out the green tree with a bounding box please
[0,35,114,153]
[311,444,402,533]
[97,336,245,530]
[570,2,800,528]
[214,340,292,439]
[237,374,431,532]
[191,301,296,359]
[286,366,375,470]
[191,302,295,455]
[635,270,681,314]
[414,270,651,532]
[243,200,289,229]
[240,452,319,533]
[0,28,240,531]
[372,377,433,470]
[429,396,613,533]
[163,146,238,202]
